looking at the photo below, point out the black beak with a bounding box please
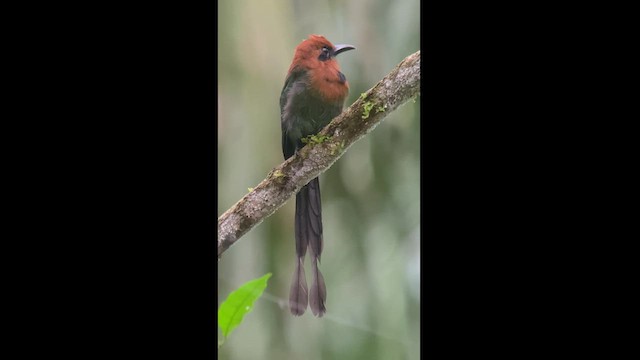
[333,44,356,56]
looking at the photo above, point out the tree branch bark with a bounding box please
[218,50,420,259]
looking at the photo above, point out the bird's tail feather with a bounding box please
[309,257,326,317]
[292,177,325,317]
[304,177,323,259]
[289,257,308,316]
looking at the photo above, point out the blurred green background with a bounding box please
[218,0,420,359]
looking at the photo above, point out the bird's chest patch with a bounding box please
[309,68,349,103]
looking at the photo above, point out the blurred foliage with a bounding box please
[218,0,420,359]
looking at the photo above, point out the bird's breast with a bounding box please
[309,68,349,104]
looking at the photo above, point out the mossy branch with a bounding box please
[218,50,420,259]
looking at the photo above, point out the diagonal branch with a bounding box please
[218,50,420,259]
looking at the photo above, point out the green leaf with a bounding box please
[218,273,272,339]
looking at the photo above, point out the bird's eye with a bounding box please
[319,46,331,61]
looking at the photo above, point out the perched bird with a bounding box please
[280,35,355,317]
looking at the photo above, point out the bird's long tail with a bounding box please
[292,177,326,317]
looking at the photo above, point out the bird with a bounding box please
[280,34,355,317]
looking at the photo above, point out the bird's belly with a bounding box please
[299,117,328,137]
[286,113,331,142]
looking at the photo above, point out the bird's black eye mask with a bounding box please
[318,46,331,61]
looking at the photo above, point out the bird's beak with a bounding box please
[333,44,356,56]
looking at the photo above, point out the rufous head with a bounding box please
[288,35,355,74]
